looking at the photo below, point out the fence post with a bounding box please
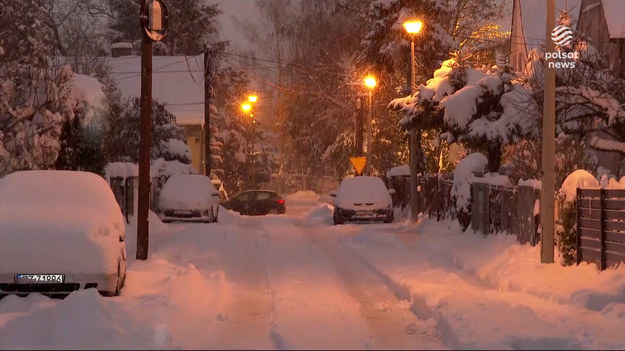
[600,188,606,271]
[576,188,581,265]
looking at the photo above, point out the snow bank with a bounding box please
[559,169,599,203]
[0,289,159,349]
[0,171,124,274]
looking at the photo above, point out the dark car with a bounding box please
[222,190,286,216]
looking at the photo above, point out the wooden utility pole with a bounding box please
[137,1,152,261]
[541,0,556,263]
[204,48,212,177]
[356,97,364,154]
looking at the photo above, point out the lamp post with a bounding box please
[364,76,376,175]
[403,20,423,222]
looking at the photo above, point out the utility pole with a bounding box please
[356,97,364,154]
[137,0,153,261]
[204,48,212,177]
[137,0,168,260]
[541,0,556,263]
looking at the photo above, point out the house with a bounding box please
[510,0,625,176]
[107,53,211,176]
[577,0,625,79]
[509,0,582,72]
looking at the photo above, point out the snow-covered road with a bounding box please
[1,191,625,349]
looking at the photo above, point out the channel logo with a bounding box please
[551,25,573,46]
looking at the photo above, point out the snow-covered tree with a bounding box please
[101,79,190,164]
[0,0,77,176]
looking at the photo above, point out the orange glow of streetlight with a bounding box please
[248,95,258,103]
[241,103,252,112]
[403,20,423,34]
[364,76,376,89]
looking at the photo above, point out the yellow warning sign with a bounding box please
[350,157,367,176]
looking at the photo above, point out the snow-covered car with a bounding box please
[330,176,395,225]
[157,174,220,223]
[0,170,127,297]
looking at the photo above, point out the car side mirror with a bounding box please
[330,191,337,197]
[388,189,396,195]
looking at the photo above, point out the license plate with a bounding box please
[16,274,64,284]
[356,210,371,216]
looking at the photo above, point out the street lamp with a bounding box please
[241,103,252,113]
[403,19,423,223]
[364,75,376,175]
[248,94,258,103]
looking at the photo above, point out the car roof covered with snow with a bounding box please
[335,176,392,208]
[159,174,218,210]
[0,170,125,274]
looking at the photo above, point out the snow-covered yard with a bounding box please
[1,192,625,349]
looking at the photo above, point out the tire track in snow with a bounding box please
[307,224,447,350]
[345,242,463,350]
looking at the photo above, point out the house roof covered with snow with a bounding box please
[108,55,205,125]
[601,0,625,38]
[509,0,582,51]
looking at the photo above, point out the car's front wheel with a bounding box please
[384,211,394,223]
[333,209,344,225]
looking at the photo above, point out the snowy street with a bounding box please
[1,192,625,349]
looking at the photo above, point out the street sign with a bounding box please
[350,157,366,176]
[140,0,170,42]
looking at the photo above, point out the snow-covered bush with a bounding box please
[451,152,488,231]
[556,170,599,266]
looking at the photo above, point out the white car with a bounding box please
[0,170,127,297]
[157,174,220,223]
[330,176,395,225]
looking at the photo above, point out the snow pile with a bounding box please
[386,164,410,177]
[0,290,160,349]
[559,169,600,203]
[0,171,124,274]
[104,162,139,180]
[150,158,196,178]
[451,153,488,210]
[160,138,191,161]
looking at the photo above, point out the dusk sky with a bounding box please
[210,0,260,49]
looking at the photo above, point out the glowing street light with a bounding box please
[403,20,423,35]
[241,103,252,112]
[248,95,258,103]
[364,76,376,89]
[404,19,424,223]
